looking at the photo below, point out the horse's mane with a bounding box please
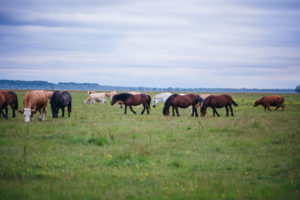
[113,93,134,102]
[163,94,178,115]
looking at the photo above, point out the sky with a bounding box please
[0,0,300,89]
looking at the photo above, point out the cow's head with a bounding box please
[19,108,36,122]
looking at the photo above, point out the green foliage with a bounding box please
[0,91,300,200]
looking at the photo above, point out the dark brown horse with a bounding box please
[6,91,18,118]
[111,93,151,115]
[0,90,9,119]
[163,94,203,117]
[200,94,238,117]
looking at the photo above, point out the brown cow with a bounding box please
[0,90,9,119]
[18,90,50,122]
[254,95,285,111]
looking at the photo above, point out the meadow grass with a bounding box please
[0,91,299,199]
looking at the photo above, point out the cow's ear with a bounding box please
[32,109,37,114]
[18,109,24,114]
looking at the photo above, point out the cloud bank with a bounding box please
[0,0,299,88]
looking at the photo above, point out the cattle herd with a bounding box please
[0,90,286,122]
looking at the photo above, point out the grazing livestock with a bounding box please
[105,91,117,98]
[50,91,72,118]
[45,91,53,99]
[5,91,18,118]
[18,90,50,122]
[254,95,285,111]
[87,91,96,94]
[0,90,9,119]
[153,92,201,115]
[84,93,106,104]
[111,93,151,115]
[200,94,238,117]
[163,94,203,117]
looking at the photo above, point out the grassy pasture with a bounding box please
[0,91,300,200]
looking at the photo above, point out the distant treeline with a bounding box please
[0,79,295,93]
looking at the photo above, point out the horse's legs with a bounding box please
[194,106,198,117]
[129,106,136,115]
[175,107,180,117]
[191,106,194,117]
[62,107,65,117]
[4,105,8,119]
[124,105,127,114]
[68,103,71,117]
[172,106,175,116]
[225,106,229,117]
[141,105,146,115]
[229,105,234,117]
[213,107,220,117]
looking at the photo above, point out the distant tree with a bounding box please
[296,85,300,93]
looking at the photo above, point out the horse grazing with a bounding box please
[0,90,9,119]
[254,95,285,111]
[200,94,238,117]
[162,94,203,117]
[5,91,18,118]
[50,91,72,118]
[111,93,151,115]
[153,92,199,115]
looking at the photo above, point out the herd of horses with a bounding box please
[0,89,285,122]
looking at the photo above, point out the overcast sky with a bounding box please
[0,0,299,89]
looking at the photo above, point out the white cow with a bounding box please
[84,93,106,104]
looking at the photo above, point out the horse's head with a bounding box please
[162,108,169,116]
[152,98,157,107]
[111,96,117,105]
[200,105,207,116]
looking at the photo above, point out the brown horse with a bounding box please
[163,94,203,117]
[5,91,18,118]
[0,90,9,119]
[111,93,151,115]
[200,94,238,117]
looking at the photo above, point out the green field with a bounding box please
[1,91,300,200]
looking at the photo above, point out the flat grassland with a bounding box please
[0,91,300,200]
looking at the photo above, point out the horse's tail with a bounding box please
[147,95,151,109]
[15,96,19,110]
[232,99,238,107]
[163,94,177,115]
